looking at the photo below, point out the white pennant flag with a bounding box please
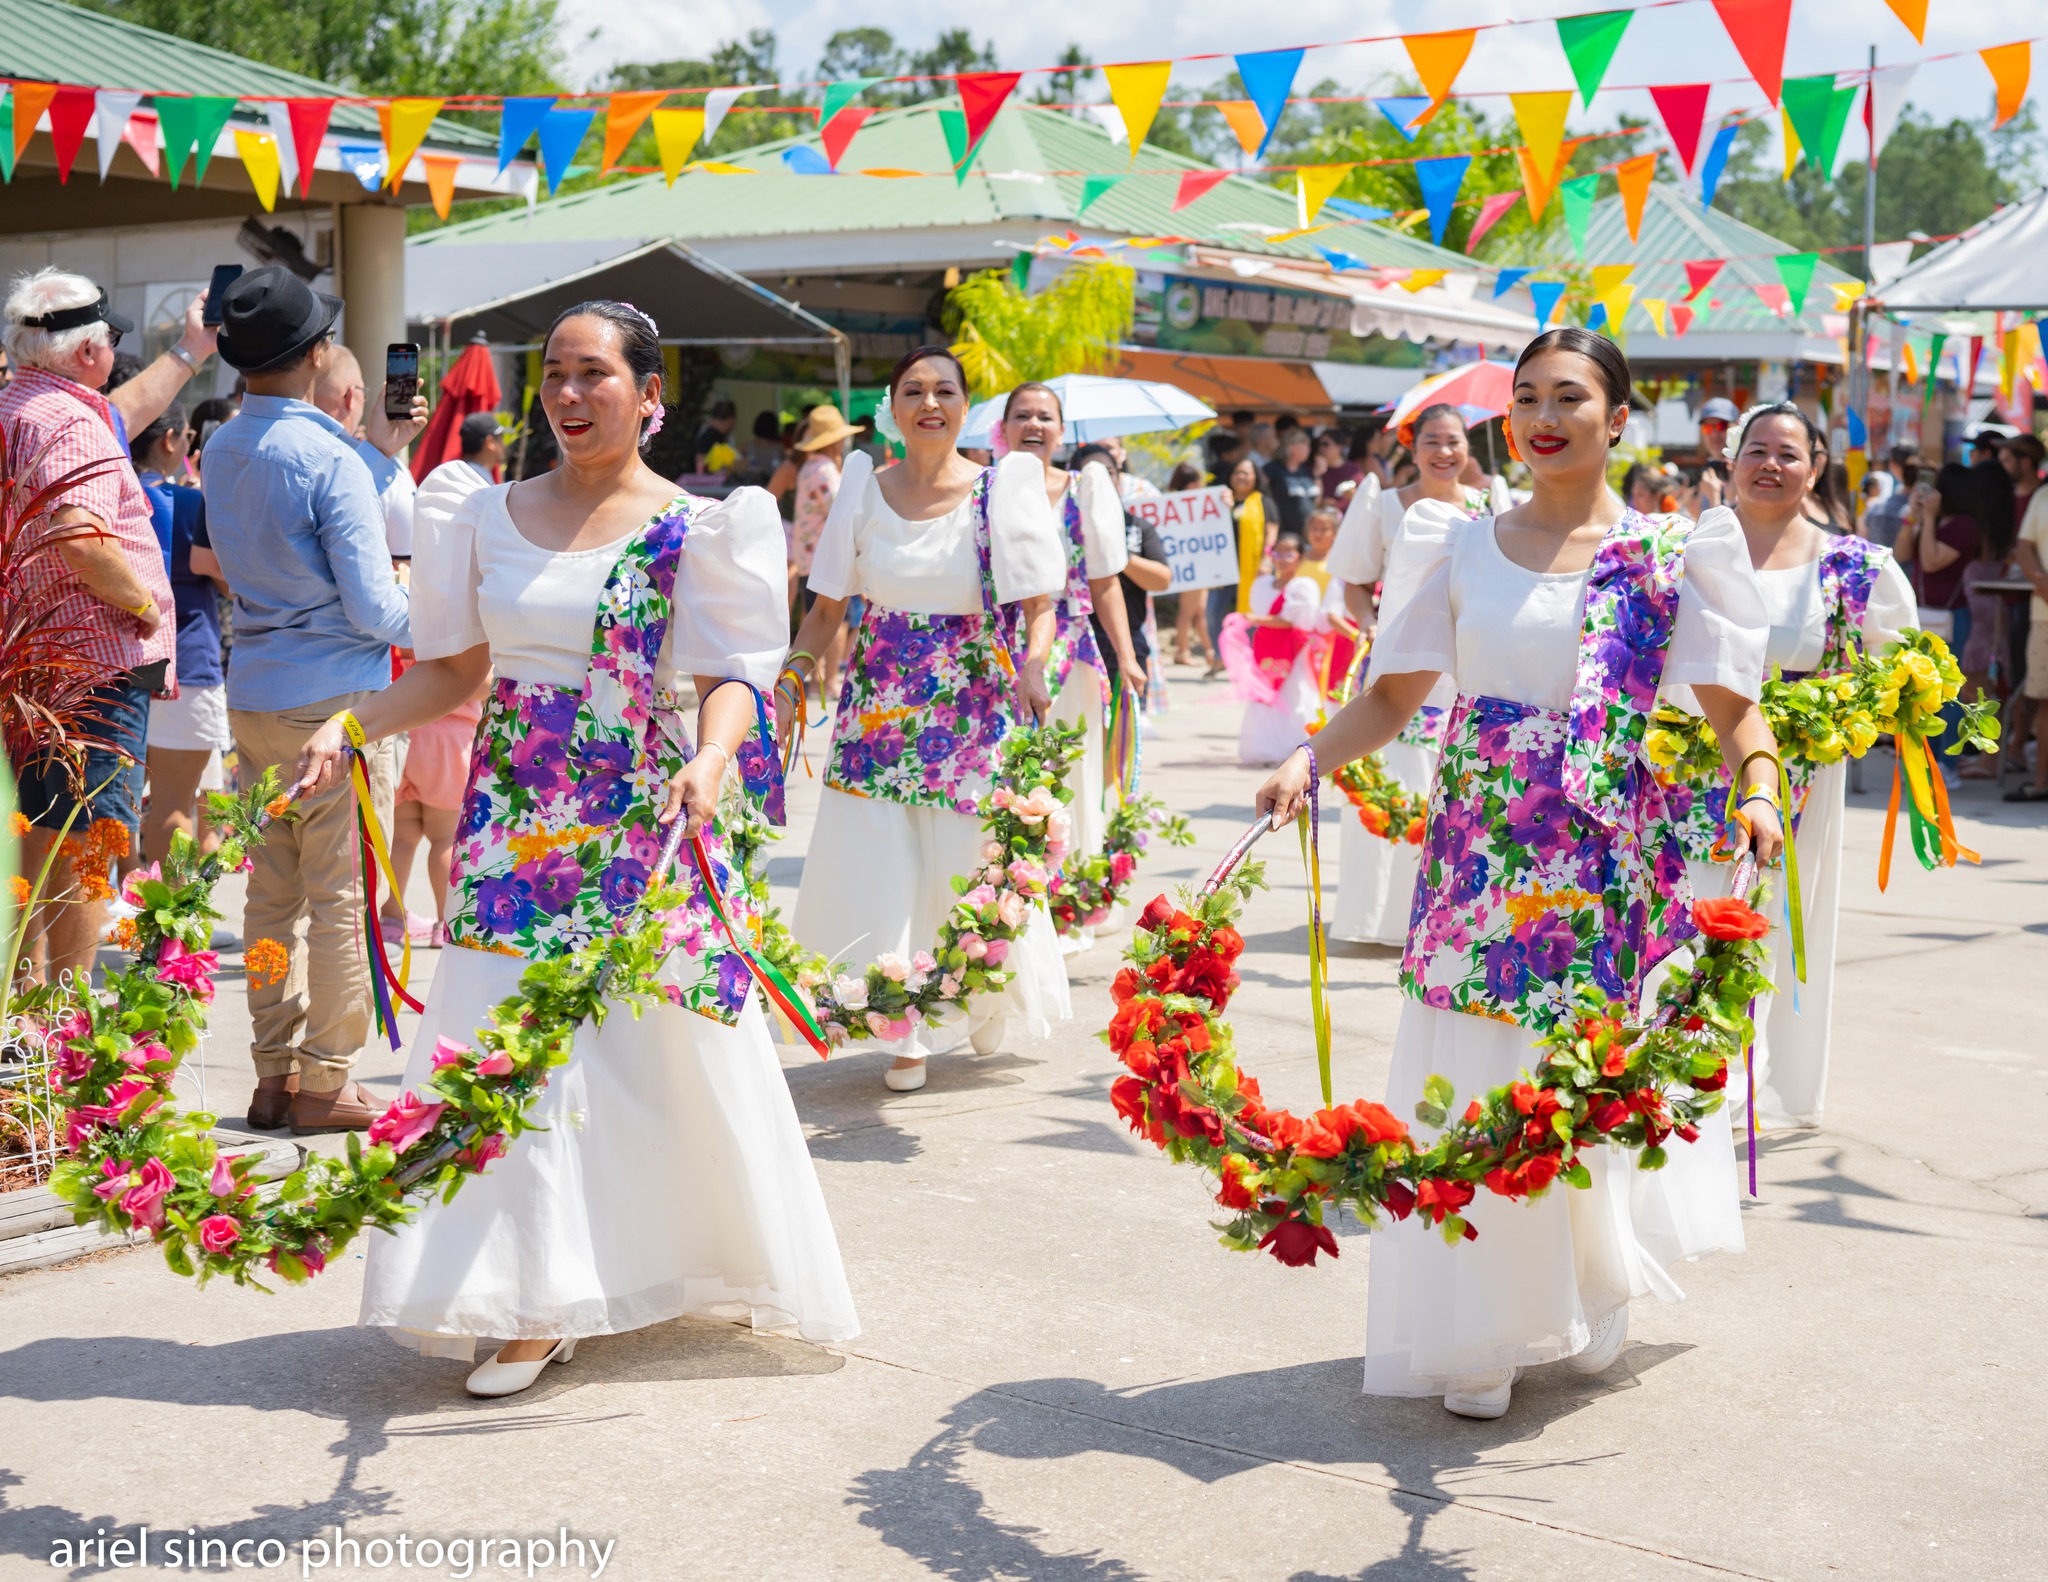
[702,84,764,147]
[1868,240,1914,286]
[264,100,300,198]
[1869,64,1917,158]
[1084,103,1128,146]
[95,90,142,182]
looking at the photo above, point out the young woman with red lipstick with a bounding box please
[1256,328,1784,1420]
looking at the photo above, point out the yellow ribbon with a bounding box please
[347,751,414,1003]
[1723,752,1804,983]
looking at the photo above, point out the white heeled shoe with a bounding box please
[1564,1305,1630,1375]
[1443,1367,1519,1419]
[465,1337,576,1398]
[883,1058,927,1092]
[969,1016,1006,1055]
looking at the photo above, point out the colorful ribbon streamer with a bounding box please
[687,831,832,1058]
[1297,746,1334,1107]
[1879,732,1980,891]
[1107,672,1140,801]
[1721,754,1805,984]
[348,752,424,1049]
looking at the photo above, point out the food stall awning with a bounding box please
[1108,349,1332,412]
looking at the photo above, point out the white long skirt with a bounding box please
[790,787,1070,1058]
[1361,1001,1740,1396]
[358,948,860,1358]
[1330,738,1433,946]
[1238,653,1322,767]
[1684,760,1843,1131]
[1049,662,1109,956]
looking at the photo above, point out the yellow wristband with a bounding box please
[330,710,367,749]
[127,597,157,618]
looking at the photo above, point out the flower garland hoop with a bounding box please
[1047,794,1194,940]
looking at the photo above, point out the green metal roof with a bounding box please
[0,0,493,148]
[1549,181,1856,339]
[415,98,1476,270]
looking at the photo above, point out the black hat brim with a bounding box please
[220,291,344,374]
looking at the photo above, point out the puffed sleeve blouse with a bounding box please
[805,450,1066,613]
[1369,498,1768,714]
[1073,459,1131,580]
[408,482,789,691]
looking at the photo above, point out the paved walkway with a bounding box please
[3,673,2045,1581]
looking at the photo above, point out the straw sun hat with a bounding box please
[794,403,860,450]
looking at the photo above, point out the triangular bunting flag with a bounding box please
[1615,153,1655,240]
[1591,264,1634,300]
[1884,0,1927,44]
[9,82,56,159]
[1172,169,1230,211]
[957,72,1022,147]
[1234,48,1303,159]
[651,107,705,184]
[1559,172,1600,255]
[1585,301,1610,334]
[1404,29,1476,106]
[1754,281,1791,316]
[1399,270,1448,294]
[233,129,280,211]
[536,105,596,195]
[1670,303,1695,336]
[124,109,159,178]
[938,107,983,182]
[1599,285,1634,330]
[263,101,298,197]
[1510,92,1571,183]
[1493,266,1534,299]
[1317,248,1369,272]
[1414,155,1471,247]
[1375,97,1433,142]
[1649,84,1711,175]
[287,100,334,196]
[602,91,665,175]
[0,93,13,184]
[96,90,142,182]
[1556,11,1632,107]
[1296,163,1352,226]
[1828,280,1866,312]
[819,77,883,128]
[1713,0,1794,106]
[1515,144,1561,223]
[703,85,764,146]
[1781,74,1856,175]
[1780,106,1802,179]
[1774,251,1820,315]
[1643,298,1669,336]
[1901,340,1919,384]
[1684,259,1725,299]
[157,95,240,189]
[47,86,95,182]
[1103,62,1172,155]
[422,152,461,219]
[1529,281,1567,331]
[1700,122,1738,208]
[1868,65,1917,156]
[1215,101,1266,156]
[497,96,554,173]
[819,107,872,169]
[338,143,385,190]
[1982,44,2030,129]
[1466,190,1521,253]
[782,145,834,176]
[1078,173,1123,213]
[383,97,443,189]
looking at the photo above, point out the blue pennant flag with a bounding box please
[1585,301,1610,334]
[1374,97,1433,142]
[536,106,597,195]
[1413,154,1472,247]
[1317,247,1371,273]
[497,96,555,174]
[1699,124,1739,211]
[1235,48,1304,160]
[782,145,836,176]
[1846,407,1868,448]
[1529,280,1567,331]
[1325,196,1393,222]
[1493,266,1534,300]
[338,144,385,192]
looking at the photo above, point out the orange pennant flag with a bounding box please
[1404,29,1477,106]
[1615,152,1655,240]
[10,81,58,158]
[383,97,443,189]
[1510,92,1571,185]
[422,152,462,219]
[1982,43,2030,129]
[1515,144,1561,223]
[1103,62,1173,156]
[602,91,666,175]
[1214,101,1266,156]
[1883,0,1928,44]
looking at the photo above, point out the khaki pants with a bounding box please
[230,691,397,1094]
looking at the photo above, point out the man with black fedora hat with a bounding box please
[202,265,416,1136]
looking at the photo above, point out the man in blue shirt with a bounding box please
[204,267,418,1137]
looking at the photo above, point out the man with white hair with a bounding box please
[0,266,188,982]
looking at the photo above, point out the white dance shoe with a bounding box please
[1442,1368,1518,1419]
[1564,1306,1630,1375]
[465,1337,576,1397]
[969,1016,1007,1055]
[883,1058,928,1092]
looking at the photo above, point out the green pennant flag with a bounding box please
[1078,173,1123,213]
[1774,252,1820,316]
[1560,172,1601,255]
[1779,75,1859,176]
[1925,331,1948,406]
[938,106,986,184]
[1556,11,1632,108]
[820,76,883,127]
[1010,251,1032,291]
[0,92,14,184]
[156,95,242,188]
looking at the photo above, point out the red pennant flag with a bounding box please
[1684,259,1725,299]
[1712,0,1793,106]
[1649,84,1711,175]
[1172,169,1230,210]
[1465,189,1521,252]
[1670,303,1695,336]
[957,72,1022,148]
[820,106,873,170]
[48,85,98,182]
[286,99,335,197]
[1753,282,1790,316]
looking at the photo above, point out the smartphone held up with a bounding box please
[201,263,243,327]
[385,343,421,420]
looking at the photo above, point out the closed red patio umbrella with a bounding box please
[410,335,504,483]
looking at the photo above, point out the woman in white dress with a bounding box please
[1219,532,1343,766]
[999,383,1146,950]
[294,302,858,1397]
[1257,329,1784,1419]
[1327,406,1513,945]
[1659,404,1916,1130]
[783,347,1069,1091]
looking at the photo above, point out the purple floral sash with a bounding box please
[1049,488,1107,705]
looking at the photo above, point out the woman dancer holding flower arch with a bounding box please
[1657,404,1916,1130]
[784,347,1070,1092]
[1258,328,1782,1419]
[1327,404,1511,946]
[295,301,858,1397]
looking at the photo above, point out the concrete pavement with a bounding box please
[3,672,2045,1581]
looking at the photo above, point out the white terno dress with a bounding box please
[1358,501,1764,1397]
[793,452,1072,1058]
[1223,570,1336,766]
[1668,528,1916,1129]
[359,486,860,1355]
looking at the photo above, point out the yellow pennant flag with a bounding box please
[1399,269,1449,294]
[1590,263,1634,300]
[1845,449,1868,496]
[1643,298,1669,336]
[2002,326,2022,402]
[233,129,281,212]
[1509,92,1571,187]
[603,91,667,175]
[1600,283,1635,329]
[1828,280,1866,312]
[652,107,706,185]
[383,97,443,189]
[1296,163,1353,226]
[1103,62,1173,156]
[1615,153,1655,241]
[1781,106,1802,180]
[1981,43,2031,129]
[422,153,462,220]
[1404,28,1477,106]
[688,160,756,175]
[1214,101,1266,156]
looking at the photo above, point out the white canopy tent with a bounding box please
[1875,187,2048,314]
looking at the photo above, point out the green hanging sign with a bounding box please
[1556,11,1632,108]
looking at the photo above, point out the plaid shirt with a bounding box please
[0,365,176,688]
